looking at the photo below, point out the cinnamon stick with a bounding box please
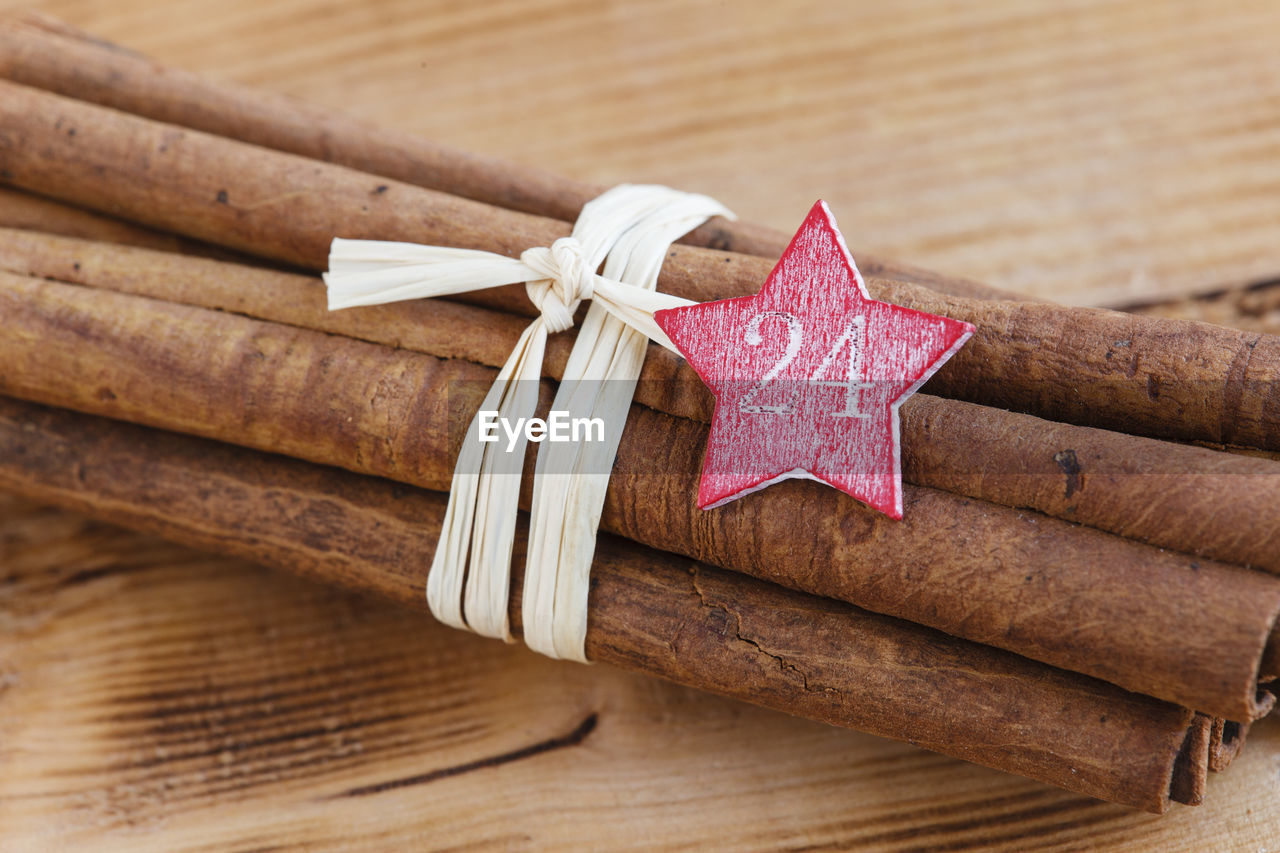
[0,395,1213,813]
[1208,718,1251,773]
[1,81,1278,451]
[0,12,1014,301]
[0,186,192,252]
[1,270,1275,720]
[0,185,248,261]
[5,228,1279,574]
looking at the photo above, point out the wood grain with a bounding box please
[2,0,1280,848]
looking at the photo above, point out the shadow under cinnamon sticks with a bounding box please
[0,395,1219,813]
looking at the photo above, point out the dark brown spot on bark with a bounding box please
[706,228,734,251]
[216,189,229,204]
[1053,449,1082,498]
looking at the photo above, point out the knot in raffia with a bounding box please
[521,237,594,333]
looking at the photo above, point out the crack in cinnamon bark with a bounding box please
[688,566,843,700]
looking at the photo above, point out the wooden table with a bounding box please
[2,1,1279,849]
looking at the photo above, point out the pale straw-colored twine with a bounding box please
[324,185,732,661]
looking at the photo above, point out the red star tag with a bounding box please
[654,201,974,519]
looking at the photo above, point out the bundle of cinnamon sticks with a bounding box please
[1,12,1278,813]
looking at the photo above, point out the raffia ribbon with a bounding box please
[325,185,732,661]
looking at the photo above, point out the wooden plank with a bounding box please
[2,494,1277,851]
[1,1,1279,848]
[3,0,1277,306]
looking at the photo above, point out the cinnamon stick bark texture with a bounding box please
[2,81,1278,450]
[0,395,1211,813]
[0,186,201,253]
[1168,714,1212,807]
[0,12,1013,300]
[1,270,1276,720]
[1209,718,1250,773]
[4,229,1279,574]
